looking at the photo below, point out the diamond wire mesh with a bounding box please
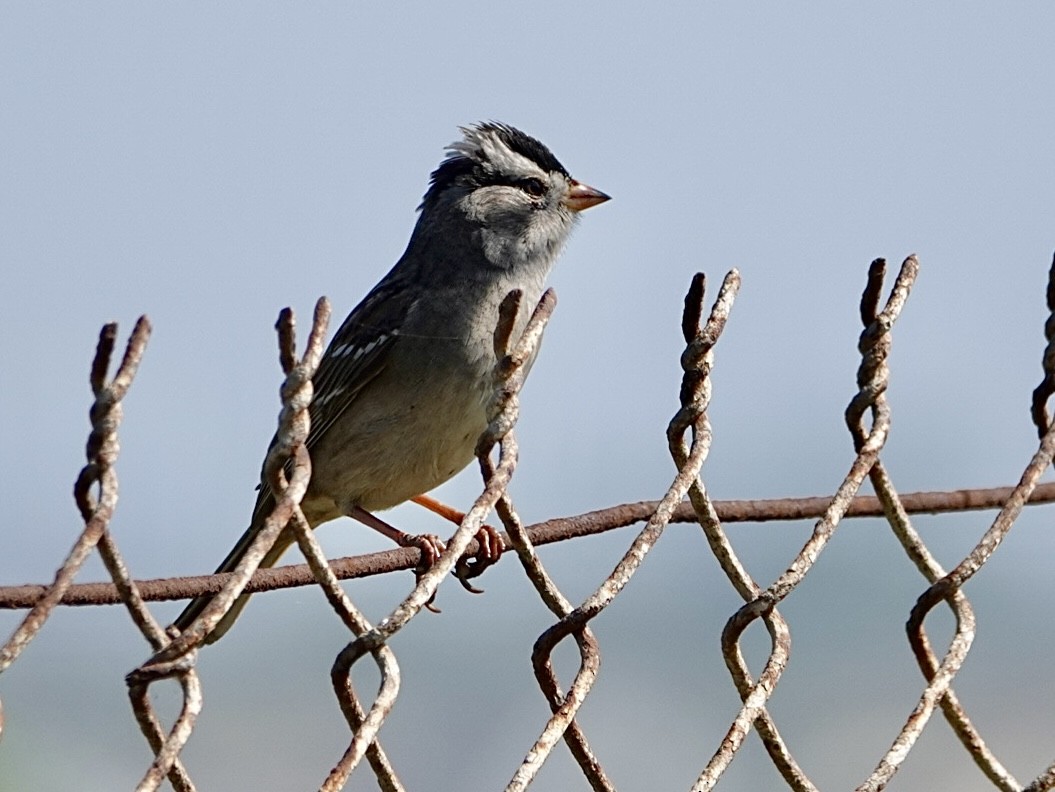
[2,254,1054,791]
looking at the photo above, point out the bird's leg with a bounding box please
[348,506,445,611]
[410,494,504,592]
[349,505,445,564]
[410,493,464,524]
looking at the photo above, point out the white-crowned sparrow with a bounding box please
[173,122,609,641]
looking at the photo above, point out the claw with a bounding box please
[454,525,504,593]
[422,585,442,613]
[402,532,444,568]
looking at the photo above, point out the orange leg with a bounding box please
[411,493,467,524]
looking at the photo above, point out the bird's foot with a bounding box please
[397,532,446,613]
[410,494,505,594]
[351,504,503,610]
[454,525,504,593]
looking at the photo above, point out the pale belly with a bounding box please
[300,352,491,521]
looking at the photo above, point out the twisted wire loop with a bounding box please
[494,288,614,792]
[695,259,916,791]
[0,318,153,675]
[499,287,612,792]
[1030,252,1055,438]
[675,273,815,791]
[0,318,154,714]
[1020,261,1055,792]
[852,257,1018,792]
[504,272,741,792]
[320,288,558,792]
[668,271,812,792]
[860,255,1055,792]
[125,298,333,792]
[863,254,1055,792]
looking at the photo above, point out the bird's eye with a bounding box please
[518,178,547,198]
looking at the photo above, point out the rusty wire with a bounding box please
[3,482,1054,611]
[319,287,558,791]
[2,254,1055,791]
[500,270,742,792]
[676,270,809,791]
[0,318,152,675]
[847,252,1055,792]
[686,259,917,789]
[127,298,336,792]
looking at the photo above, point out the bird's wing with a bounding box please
[307,275,411,448]
[249,270,417,523]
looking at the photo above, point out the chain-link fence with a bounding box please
[2,254,1054,791]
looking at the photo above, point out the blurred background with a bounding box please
[2,3,1054,790]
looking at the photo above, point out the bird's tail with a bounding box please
[170,515,295,644]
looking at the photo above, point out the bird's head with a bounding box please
[417,122,609,271]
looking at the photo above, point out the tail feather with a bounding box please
[171,515,295,644]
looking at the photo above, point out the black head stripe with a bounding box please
[420,122,569,210]
[479,122,570,179]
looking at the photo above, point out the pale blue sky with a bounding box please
[2,3,1054,790]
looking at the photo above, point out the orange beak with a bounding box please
[563,179,611,213]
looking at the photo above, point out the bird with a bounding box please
[171,122,609,643]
